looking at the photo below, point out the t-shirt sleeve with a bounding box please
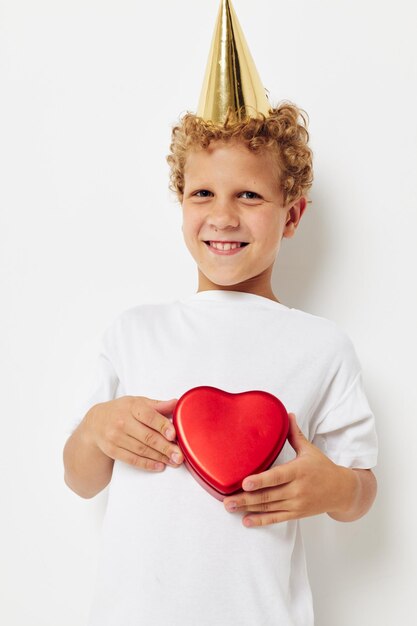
[68,321,124,434]
[309,333,378,470]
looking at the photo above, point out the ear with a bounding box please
[282,196,307,239]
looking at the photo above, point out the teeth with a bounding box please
[209,241,241,250]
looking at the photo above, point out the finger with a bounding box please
[224,484,293,511]
[113,412,183,464]
[120,433,179,466]
[104,443,167,472]
[235,499,291,514]
[242,463,296,492]
[128,422,184,464]
[242,510,300,528]
[146,397,178,418]
[146,397,178,412]
[287,412,310,455]
[130,400,178,442]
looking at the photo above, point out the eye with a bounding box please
[194,190,213,197]
[240,191,262,200]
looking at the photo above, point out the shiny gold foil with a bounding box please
[197,0,271,124]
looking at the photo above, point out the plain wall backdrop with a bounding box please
[1,0,416,624]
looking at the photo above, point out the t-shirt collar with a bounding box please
[182,289,289,310]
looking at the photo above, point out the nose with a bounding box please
[207,196,239,230]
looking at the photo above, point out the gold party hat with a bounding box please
[197,0,271,124]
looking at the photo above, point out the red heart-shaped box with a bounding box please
[173,386,289,500]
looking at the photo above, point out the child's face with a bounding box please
[181,139,306,296]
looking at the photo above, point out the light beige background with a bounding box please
[1,0,415,624]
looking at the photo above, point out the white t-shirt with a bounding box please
[73,289,378,626]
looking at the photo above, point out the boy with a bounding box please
[63,1,378,624]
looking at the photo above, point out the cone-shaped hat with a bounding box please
[197,0,271,124]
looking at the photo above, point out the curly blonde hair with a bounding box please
[166,101,313,206]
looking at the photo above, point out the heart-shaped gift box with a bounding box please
[173,386,289,500]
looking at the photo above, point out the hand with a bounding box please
[85,396,184,472]
[223,413,357,527]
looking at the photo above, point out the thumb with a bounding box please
[287,412,309,455]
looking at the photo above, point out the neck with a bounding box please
[197,270,280,303]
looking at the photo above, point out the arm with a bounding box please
[326,467,377,522]
[63,396,183,499]
[63,405,115,499]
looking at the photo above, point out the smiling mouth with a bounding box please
[204,241,249,250]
